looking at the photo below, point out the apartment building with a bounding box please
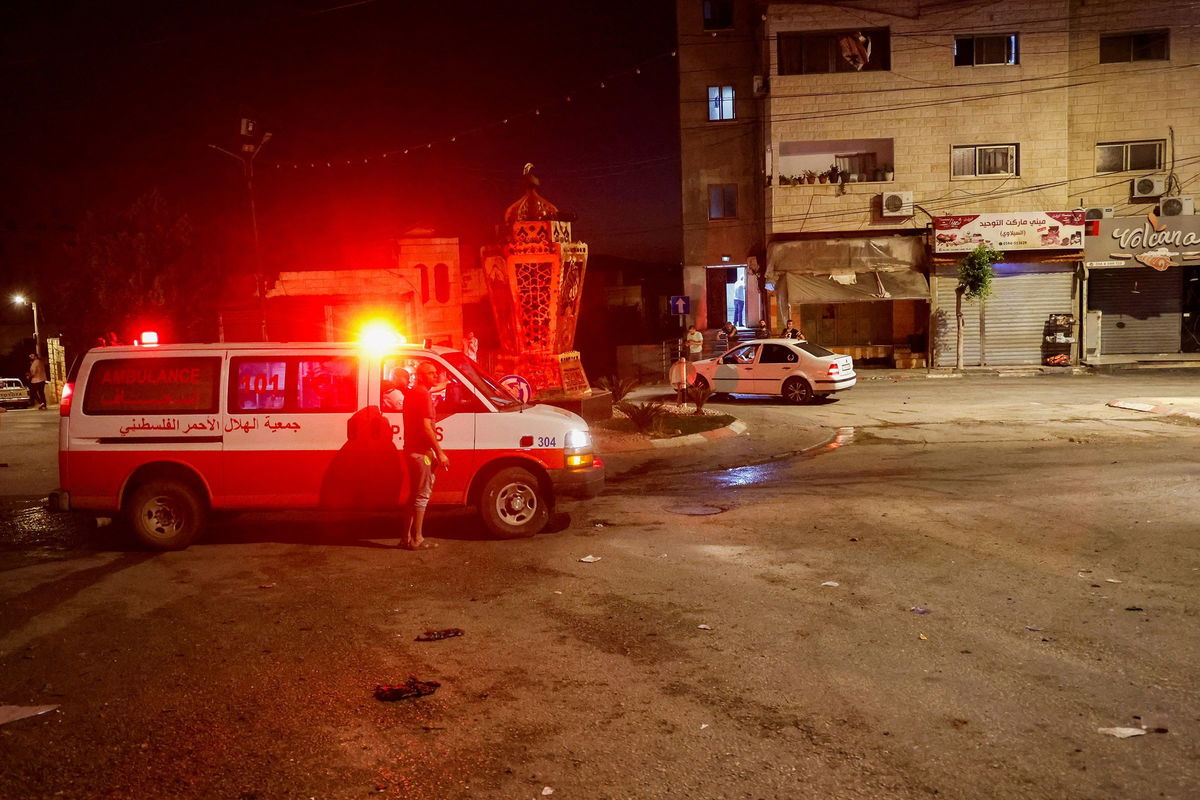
[677,0,1200,366]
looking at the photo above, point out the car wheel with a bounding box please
[480,466,549,539]
[693,375,710,391]
[782,376,813,405]
[125,479,206,550]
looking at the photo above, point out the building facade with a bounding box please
[677,0,1200,365]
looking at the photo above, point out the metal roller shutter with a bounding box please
[933,270,981,367]
[1088,268,1181,354]
[981,267,1076,365]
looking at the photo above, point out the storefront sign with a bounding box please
[933,211,1085,253]
[1084,213,1200,270]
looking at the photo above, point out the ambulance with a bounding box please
[51,341,604,549]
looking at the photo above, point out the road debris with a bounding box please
[374,678,441,701]
[697,624,712,630]
[542,788,555,796]
[820,581,840,587]
[415,628,464,642]
[918,633,928,640]
[910,606,932,615]
[1025,626,1043,632]
[0,705,59,726]
[700,723,709,730]
[1097,727,1146,739]
[1106,578,1123,583]
[1125,606,1144,612]
[259,583,277,589]
[579,555,602,563]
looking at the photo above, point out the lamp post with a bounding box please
[11,295,40,358]
[209,124,272,341]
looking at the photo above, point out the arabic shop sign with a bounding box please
[1084,213,1200,270]
[932,211,1085,253]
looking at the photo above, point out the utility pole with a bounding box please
[210,119,272,341]
[11,295,39,357]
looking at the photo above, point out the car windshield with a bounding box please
[441,352,522,409]
[796,342,835,358]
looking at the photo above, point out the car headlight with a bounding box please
[565,428,591,449]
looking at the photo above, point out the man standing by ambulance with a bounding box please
[399,362,450,550]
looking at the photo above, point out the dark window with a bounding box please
[760,344,799,364]
[954,34,1018,66]
[1099,30,1168,63]
[1095,140,1165,173]
[797,342,834,357]
[83,357,221,415]
[231,356,358,413]
[433,262,451,303]
[778,28,890,75]
[702,0,733,31]
[416,263,429,303]
[707,85,736,121]
[952,144,1019,177]
[708,184,737,219]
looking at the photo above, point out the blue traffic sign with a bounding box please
[669,295,691,315]
[499,374,533,403]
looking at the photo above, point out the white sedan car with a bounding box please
[691,338,856,404]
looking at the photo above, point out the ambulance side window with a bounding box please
[297,357,357,412]
[82,357,221,415]
[233,360,287,411]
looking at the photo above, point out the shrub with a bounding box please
[617,400,667,434]
[597,375,638,403]
[686,383,713,416]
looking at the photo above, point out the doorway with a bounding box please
[706,265,747,328]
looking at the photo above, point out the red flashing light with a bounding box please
[141,331,159,346]
[59,382,73,416]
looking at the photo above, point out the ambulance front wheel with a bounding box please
[480,466,549,539]
[125,479,206,550]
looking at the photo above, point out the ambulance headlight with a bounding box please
[565,428,591,449]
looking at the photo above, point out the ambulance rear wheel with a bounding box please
[125,479,206,550]
[480,467,548,539]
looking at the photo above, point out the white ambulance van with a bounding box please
[51,342,604,549]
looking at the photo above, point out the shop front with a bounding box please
[766,235,929,367]
[1083,214,1200,359]
[930,212,1085,368]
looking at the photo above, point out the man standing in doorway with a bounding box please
[733,277,745,327]
[399,362,450,550]
[462,330,479,362]
[27,353,47,410]
[685,324,704,361]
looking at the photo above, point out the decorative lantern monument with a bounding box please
[482,165,591,400]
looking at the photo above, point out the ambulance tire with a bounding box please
[480,466,549,539]
[125,479,206,550]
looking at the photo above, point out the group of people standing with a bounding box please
[681,318,805,362]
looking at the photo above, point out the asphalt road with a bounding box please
[1,373,1198,799]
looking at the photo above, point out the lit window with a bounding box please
[708,184,737,220]
[1099,30,1168,63]
[954,34,1018,66]
[1095,140,1165,174]
[707,86,735,121]
[951,144,1018,178]
[702,0,733,31]
[416,263,428,303]
[778,28,891,75]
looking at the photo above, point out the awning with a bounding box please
[785,270,930,304]
[768,236,929,303]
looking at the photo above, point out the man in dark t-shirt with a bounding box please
[399,362,450,549]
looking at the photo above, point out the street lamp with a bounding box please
[11,294,39,358]
[210,124,273,341]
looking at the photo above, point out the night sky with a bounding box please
[1,0,681,321]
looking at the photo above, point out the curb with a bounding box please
[597,418,748,454]
[1109,399,1200,422]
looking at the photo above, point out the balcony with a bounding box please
[774,137,895,185]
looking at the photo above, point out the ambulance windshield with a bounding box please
[442,353,522,409]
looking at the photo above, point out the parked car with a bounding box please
[691,338,856,404]
[0,377,32,408]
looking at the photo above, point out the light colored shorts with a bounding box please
[407,452,436,509]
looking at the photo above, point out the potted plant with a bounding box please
[817,170,829,184]
[804,170,817,184]
[828,164,840,183]
[883,163,894,181]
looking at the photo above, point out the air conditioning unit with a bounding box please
[1131,175,1167,198]
[1084,206,1114,220]
[752,75,768,96]
[880,191,913,217]
[1160,196,1194,216]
